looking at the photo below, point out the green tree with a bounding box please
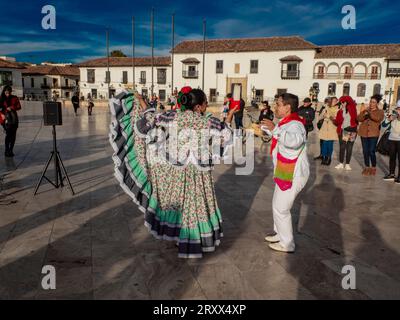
[110,50,127,57]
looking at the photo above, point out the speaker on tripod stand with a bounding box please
[34,101,75,196]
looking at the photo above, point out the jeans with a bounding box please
[339,135,355,164]
[321,140,334,158]
[4,126,17,153]
[361,137,379,167]
[389,140,400,176]
[234,114,243,129]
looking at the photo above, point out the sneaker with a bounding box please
[268,243,294,253]
[383,174,395,181]
[264,234,280,243]
[345,164,352,171]
[335,163,344,170]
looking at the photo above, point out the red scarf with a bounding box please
[270,112,305,155]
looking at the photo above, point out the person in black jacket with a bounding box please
[259,101,274,121]
[71,92,80,116]
[298,97,315,138]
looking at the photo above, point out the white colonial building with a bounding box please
[76,57,171,101]
[312,44,400,104]
[0,56,24,97]
[172,36,317,103]
[75,36,400,105]
[22,63,79,100]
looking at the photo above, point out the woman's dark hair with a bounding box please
[0,85,12,104]
[226,93,232,99]
[371,94,383,103]
[180,89,206,110]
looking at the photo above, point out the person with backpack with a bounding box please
[0,86,22,157]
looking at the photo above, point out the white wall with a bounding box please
[173,50,317,103]
[79,66,172,100]
[0,68,23,97]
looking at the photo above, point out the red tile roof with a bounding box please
[75,56,171,67]
[279,55,303,62]
[181,57,201,64]
[22,65,80,76]
[315,44,400,59]
[0,59,25,69]
[173,36,317,54]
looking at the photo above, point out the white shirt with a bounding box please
[272,120,310,178]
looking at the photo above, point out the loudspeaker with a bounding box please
[43,101,62,126]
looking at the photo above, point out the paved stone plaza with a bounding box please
[0,101,399,300]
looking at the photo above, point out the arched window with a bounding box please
[373,84,381,95]
[328,83,336,96]
[357,83,366,97]
[343,83,350,96]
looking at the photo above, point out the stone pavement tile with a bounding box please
[189,262,264,300]
[36,266,93,300]
[322,257,400,300]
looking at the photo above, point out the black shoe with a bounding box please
[4,151,12,157]
[326,157,332,166]
[395,177,400,184]
[314,155,322,160]
[321,157,327,165]
[383,174,395,181]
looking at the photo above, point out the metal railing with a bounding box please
[387,68,400,76]
[281,70,300,79]
[182,70,198,78]
[313,73,381,80]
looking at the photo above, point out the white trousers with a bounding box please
[272,176,309,251]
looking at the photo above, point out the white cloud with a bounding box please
[0,41,89,55]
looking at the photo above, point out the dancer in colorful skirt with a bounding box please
[109,87,236,258]
[261,93,309,253]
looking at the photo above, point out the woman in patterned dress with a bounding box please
[109,87,237,258]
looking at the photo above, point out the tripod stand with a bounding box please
[34,125,75,196]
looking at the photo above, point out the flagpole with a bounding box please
[202,18,206,91]
[171,13,175,96]
[132,16,135,90]
[151,7,154,97]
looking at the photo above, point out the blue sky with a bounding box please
[0,0,399,64]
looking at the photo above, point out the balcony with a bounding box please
[281,70,300,80]
[313,73,381,80]
[387,68,400,77]
[182,70,199,78]
[41,84,77,90]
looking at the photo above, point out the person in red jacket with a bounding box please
[334,95,358,171]
[0,85,21,157]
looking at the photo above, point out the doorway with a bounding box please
[231,83,242,100]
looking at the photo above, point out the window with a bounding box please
[317,66,325,78]
[65,79,69,87]
[0,71,12,86]
[159,89,166,101]
[210,89,217,102]
[277,89,287,96]
[344,66,352,79]
[357,83,366,97]
[373,84,381,95]
[65,92,70,98]
[140,71,146,84]
[216,60,223,73]
[142,88,148,97]
[234,63,240,74]
[43,78,47,86]
[87,69,95,83]
[250,60,258,73]
[281,63,300,79]
[343,83,350,96]
[328,83,336,96]
[122,71,128,84]
[53,78,58,87]
[255,89,264,102]
[371,66,379,79]
[157,69,166,84]
[31,78,35,88]
[105,71,111,83]
[91,88,97,99]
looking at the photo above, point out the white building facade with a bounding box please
[77,57,172,101]
[0,57,24,97]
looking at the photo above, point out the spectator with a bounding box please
[259,101,274,122]
[318,97,339,166]
[314,97,330,160]
[71,92,80,116]
[298,97,316,138]
[234,98,245,130]
[358,94,385,176]
[382,101,400,183]
[335,96,358,170]
[0,85,21,157]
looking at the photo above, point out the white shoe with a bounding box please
[345,164,352,171]
[264,234,280,243]
[335,163,344,170]
[268,243,294,253]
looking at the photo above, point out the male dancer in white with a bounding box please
[261,93,310,253]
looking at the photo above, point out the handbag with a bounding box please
[377,130,391,156]
[4,109,18,130]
